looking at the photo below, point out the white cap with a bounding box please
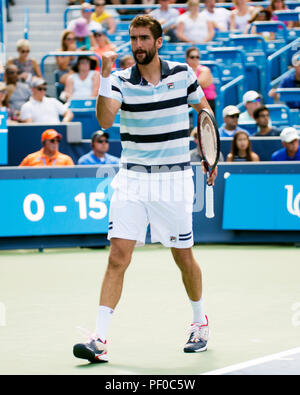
[242,90,260,105]
[292,52,300,67]
[280,127,299,143]
[222,105,240,118]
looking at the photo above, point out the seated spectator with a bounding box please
[71,17,96,50]
[6,39,42,85]
[229,0,257,33]
[67,2,100,44]
[185,47,217,114]
[226,130,260,162]
[20,77,73,123]
[19,129,74,167]
[4,64,31,121]
[190,126,224,162]
[150,0,180,43]
[202,0,231,32]
[219,105,249,137]
[91,1,116,34]
[272,127,300,161]
[253,106,281,136]
[55,30,78,87]
[269,53,300,109]
[268,0,294,29]
[239,90,263,124]
[0,81,17,124]
[63,55,100,101]
[119,54,135,70]
[247,7,275,40]
[78,130,120,165]
[176,0,215,44]
[92,26,117,71]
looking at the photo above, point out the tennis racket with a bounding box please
[197,109,220,218]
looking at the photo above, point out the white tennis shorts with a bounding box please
[108,169,194,248]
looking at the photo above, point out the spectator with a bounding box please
[68,2,100,41]
[70,17,96,50]
[55,30,78,87]
[202,0,231,32]
[190,126,224,162]
[0,81,17,124]
[91,1,116,34]
[226,130,260,162]
[78,130,120,165]
[176,0,215,44]
[239,90,262,124]
[150,0,180,42]
[272,127,300,161]
[92,26,117,71]
[19,129,74,167]
[110,0,143,19]
[253,106,281,136]
[219,105,249,137]
[4,64,31,121]
[20,77,73,123]
[185,47,217,114]
[6,39,42,85]
[63,55,100,101]
[119,54,135,70]
[269,53,300,109]
[268,0,294,29]
[229,0,257,33]
[247,7,274,40]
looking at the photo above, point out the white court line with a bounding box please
[202,347,300,375]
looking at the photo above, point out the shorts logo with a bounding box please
[170,236,177,242]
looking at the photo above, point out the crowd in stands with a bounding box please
[1,0,299,166]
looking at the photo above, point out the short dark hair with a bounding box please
[129,15,163,41]
[253,105,269,120]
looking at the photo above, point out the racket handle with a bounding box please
[205,184,214,218]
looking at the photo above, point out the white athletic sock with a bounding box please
[190,298,207,325]
[95,305,114,343]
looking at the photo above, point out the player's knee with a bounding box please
[108,247,132,272]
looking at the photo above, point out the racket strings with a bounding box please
[200,117,217,166]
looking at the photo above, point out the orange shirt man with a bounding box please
[19,129,74,166]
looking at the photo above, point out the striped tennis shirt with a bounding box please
[110,58,204,174]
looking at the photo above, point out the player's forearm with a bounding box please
[96,97,117,129]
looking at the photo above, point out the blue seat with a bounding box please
[68,99,98,139]
[273,10,300,22]
[266,104,292,127]
[69,99,97,109]
[204,47,246,84]
[247,21,288,55]
[229,34,268,96]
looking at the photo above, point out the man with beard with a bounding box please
[73,15,217,364]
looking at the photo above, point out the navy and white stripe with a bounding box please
[108,221,113,230]
[178,231,192,241]
[110,59,204,169]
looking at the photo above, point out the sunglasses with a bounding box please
[0,90,6,94]
[94,32,103,37]
[96,139,108,144]
[36,86,47,91]
[247,98,261,103]
[6,70,17,74]
[228,114,239,118]
[189,55,200,59]
[65,37,75,41]
[21,49,30,53]
[49,138,60,143]
[95,3,105,6]
[83,8,92,12]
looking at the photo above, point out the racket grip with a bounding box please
[205,184,214,218]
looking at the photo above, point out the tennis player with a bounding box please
[73,15,217,363]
